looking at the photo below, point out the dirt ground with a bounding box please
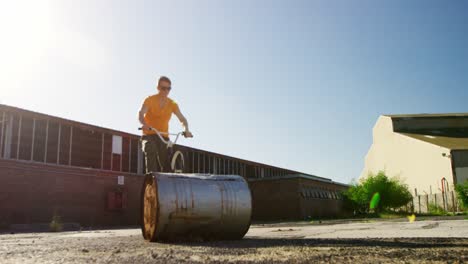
[1,219,467,263]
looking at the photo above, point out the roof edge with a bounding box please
[384,113,468,118]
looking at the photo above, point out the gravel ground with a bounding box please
[1,219,467,263]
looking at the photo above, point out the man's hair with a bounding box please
[158,76,171,86]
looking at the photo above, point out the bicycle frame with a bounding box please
[139,126,190,173]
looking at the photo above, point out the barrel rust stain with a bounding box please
[142,176,159,242]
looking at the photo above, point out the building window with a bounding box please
[112,135,122,154]
[313,190,319,199]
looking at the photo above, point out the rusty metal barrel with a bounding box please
[141,173,252,242]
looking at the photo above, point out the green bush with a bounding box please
[343,171,413,214]
[455,180,468,210]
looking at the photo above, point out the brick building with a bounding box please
[0,104,347,227]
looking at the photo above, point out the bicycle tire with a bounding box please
[171,150,185,173]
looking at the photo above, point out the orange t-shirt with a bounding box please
[142,94,179,137]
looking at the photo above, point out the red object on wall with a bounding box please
[107,190,127,210]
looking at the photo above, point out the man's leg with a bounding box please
[141,135,158,174]
[154,137,170,172]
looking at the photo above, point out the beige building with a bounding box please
[361,113,468,195]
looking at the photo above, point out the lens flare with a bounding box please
[369,192,380,210]
[407,214,416,223]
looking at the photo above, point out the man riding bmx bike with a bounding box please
[138,76,193,173]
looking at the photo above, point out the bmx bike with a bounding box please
[138,127,190,173]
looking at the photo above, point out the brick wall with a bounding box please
[0,159,143,227]
[249,178,301,220]
[249,177,348,220]
[0,158,349,226]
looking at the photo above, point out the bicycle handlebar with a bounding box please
[138,127,191,148]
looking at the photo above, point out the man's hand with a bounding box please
[141,124,152,132]
[184,131,193,138]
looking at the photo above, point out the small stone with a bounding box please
[82,249,89,253]
[190,256,201,261]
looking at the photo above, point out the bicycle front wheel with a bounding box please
[171,150,185,173]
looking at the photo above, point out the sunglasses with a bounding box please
[160,86,172,91]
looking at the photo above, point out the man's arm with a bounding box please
[173,107,193,137]
[138,104,151,131]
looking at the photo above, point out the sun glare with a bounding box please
[0,0,53,91]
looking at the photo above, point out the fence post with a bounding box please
[442,191,446,211]
[414,189,420,214]
[418,195,421,214]
[451,191,456,214]
[426,194,429,214]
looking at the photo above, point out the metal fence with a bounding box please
[410,191,461,214]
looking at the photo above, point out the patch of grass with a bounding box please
[455,181,468,209]
[378,213,407,219]
[428,203,447,216]
[49,213,63,232]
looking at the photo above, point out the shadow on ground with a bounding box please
[173,237,468,249]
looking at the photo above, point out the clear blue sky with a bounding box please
[1,1,467,184]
